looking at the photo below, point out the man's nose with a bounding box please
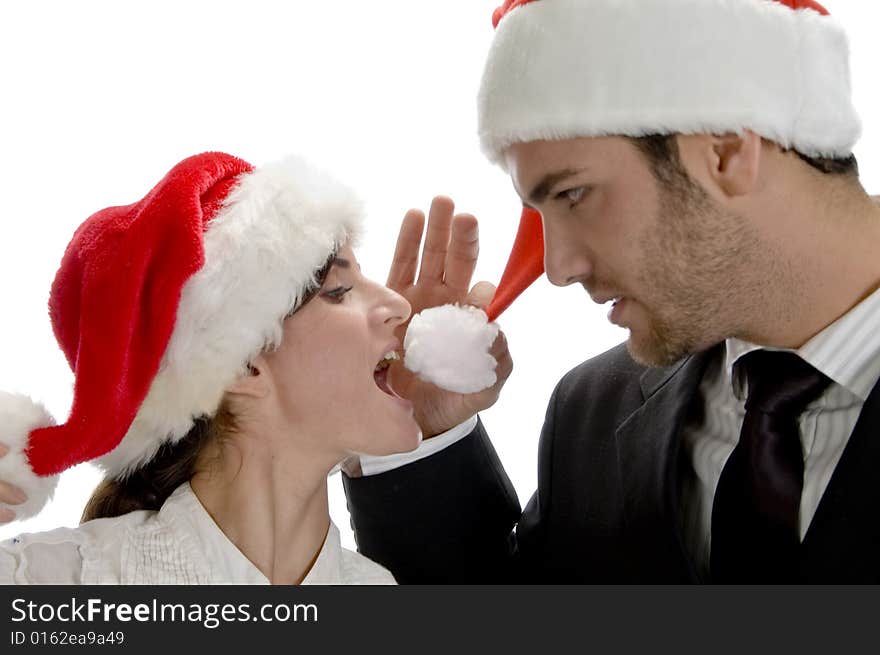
[543,224,591,287]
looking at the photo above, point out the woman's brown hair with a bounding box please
[80,403,237,522]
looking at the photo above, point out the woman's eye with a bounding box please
[323,286,353,302]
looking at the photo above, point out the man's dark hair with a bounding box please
[794,151,859,176]
[630,134,858,179]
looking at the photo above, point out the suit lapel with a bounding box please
[800,374,880,581]
[614,346,718,581]
[611,341,880,582]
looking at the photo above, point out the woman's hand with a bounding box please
[385,196,514,438]
[0,443,28,523]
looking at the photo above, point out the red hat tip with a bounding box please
[485,207,544,322]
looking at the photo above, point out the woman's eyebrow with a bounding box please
[330,257,361,272]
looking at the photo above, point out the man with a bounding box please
[344,0,880,582]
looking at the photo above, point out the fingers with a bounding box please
[491,331,514,384]
[443,213,479,294]
[387,209,426,291]
[466,281,497,311]
[417,196,455,283]
[464,331,513,417]
[0,480,27,506]
[0,442,24,523]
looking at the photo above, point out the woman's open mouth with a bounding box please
[374,350,400,397]
[372,348,416,422]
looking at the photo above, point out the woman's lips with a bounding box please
[373,366,413,411]
[374,366,395,396]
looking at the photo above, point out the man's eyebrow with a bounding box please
[330,257,351,269]
[525,168,587,206]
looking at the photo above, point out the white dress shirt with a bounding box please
[0,482,395,585]
[680,285,880,577]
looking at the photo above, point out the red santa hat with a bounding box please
[479,0,860,318]
[0,152,362,520]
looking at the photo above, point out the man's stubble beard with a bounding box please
[626,173,766,368]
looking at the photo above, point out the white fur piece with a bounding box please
[99,156,363,478]
[478,0,861,167]
[404,304,500,394]
[0,391,59,520]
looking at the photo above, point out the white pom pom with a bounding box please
[403,304,500,394]
[0,391,59,521]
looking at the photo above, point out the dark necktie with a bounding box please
[710,350,832,583]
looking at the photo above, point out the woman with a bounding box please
[0,151,422,584]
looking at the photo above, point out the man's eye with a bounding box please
[323,286,353,302]
[560,187,586,204]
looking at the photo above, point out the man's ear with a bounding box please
[226,356,271,399]
[677,130,763,198]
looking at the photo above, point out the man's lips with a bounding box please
[589,292,625,305]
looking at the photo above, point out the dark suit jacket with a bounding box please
[344,343,880,583]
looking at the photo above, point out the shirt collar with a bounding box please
[161,483,270,584]
[300,523,344,584]
[160,483,345,585]
[724,284,880,402]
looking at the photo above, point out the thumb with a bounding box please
[465,281,497,311]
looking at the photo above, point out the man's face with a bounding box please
[505,136,762,366]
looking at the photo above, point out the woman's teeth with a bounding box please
[373,352,401,398]
[375,350,400,372]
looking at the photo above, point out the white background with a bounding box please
[1,1,878,548]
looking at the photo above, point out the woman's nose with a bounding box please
[378,286,412,328]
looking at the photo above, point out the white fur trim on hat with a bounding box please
[0,392,60,520]
[99,156,363,478]
[404,304,500,394]
[478,0,862,167]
